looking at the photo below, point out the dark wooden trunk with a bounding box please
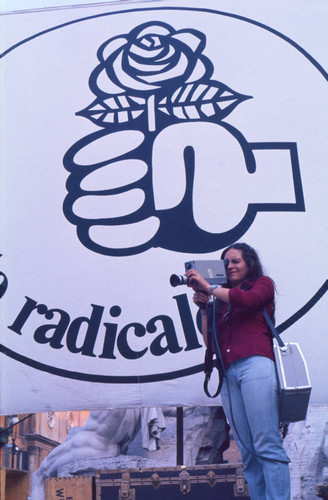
[96,464,250,499]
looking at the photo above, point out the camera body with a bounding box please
[170,260,227,287]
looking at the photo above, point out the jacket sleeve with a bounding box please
[228,277,274,312]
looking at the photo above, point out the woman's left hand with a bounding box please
[193,291,209,309]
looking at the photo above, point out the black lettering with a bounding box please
[117,323,147,360]
[66,304,104,357]
[55,488,64,498]
[0,271,8,299]
[147,315,183,356]
[173,293,202,351]
[99,306,121,359]
[8,296,47,335]
[34,308,70,349]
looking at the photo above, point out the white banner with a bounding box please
[1,0,327,414]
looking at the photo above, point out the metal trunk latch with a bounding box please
[234,467,249,497]
[207,469,217,488]
[151,472,161,490]
[179,469,191,495]
[119,472,136,500]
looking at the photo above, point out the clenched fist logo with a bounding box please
[63,21,303,256]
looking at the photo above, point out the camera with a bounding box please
[170,260,228,287]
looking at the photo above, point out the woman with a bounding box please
[186,242,290,500]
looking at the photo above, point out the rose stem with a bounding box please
[147,94,156,132]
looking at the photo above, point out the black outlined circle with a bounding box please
[1,7,327,382]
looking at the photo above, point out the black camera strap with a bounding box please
[203,300,224,398]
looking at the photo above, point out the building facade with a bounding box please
[0,411,89,499]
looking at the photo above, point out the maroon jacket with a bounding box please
[216,277,275,369]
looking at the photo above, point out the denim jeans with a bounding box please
[220,356,290,500]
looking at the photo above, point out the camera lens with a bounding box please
[170,274,186,287]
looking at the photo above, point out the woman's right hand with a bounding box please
[193,291,209,310]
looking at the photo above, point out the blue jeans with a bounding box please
[220,356,290,500]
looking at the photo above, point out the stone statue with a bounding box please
[30,406,229,500]
[30,407,159,500]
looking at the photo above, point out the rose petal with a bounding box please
[157,45,175,62]
[128,54,169,73]
[100,36,127,62]
[136,24,172,39]
[185,59,207,84]
[113,51,159,90]
[151,36,163,48]
[96,68,123,95]
[142,52,188,83]
[130,43,163,58]
[172,31,204,53]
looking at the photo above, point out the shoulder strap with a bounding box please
[212,299,226,377]
[262,308,287,350]
[203,301,223,398]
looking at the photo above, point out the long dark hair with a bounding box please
[220,242,275,322]
[220,242,265,289]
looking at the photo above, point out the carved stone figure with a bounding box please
[30,406,229,500]
[31,408,145,500]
